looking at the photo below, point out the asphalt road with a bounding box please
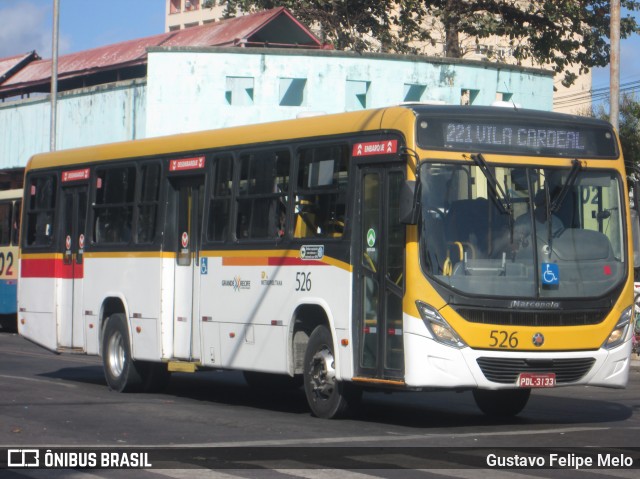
[0,328,639,478]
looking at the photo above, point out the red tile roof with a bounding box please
[0,7,326,95]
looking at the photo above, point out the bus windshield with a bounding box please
[419,162,626,299]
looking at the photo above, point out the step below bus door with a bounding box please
[59,185,88,350]
[353,166,406,380]
[170,177,205,361]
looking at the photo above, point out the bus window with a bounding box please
[12,200,20,246]
[93,166,136,244]
[136,162,161,244]
[294,144,349,238]
[25,175,57,247]
[207,154,233,242]
[236,149,290,239]
[0,203,11,246]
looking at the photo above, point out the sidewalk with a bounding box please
[631,356,640,369]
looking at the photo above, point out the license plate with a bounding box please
[517,372,556,388]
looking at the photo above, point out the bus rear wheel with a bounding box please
[472,388,531,417]
[102,313,143,392]
[303,325,360,419]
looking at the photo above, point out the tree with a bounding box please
[594,94,640,176]
[411,1,640,87]
[221,0,402,52]
[221,1,640,87]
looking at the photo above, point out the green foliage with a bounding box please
[220,1,640,87]
[594,94,640,176]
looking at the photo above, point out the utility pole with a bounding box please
[50,0,60,151]
[610,0,621,131]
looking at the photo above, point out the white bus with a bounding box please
[18,105,636,418]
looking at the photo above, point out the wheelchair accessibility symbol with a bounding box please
[541,263,559,286]
[200,257,208,275]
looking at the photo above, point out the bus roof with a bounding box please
[25,105,614,172]
[25,107,402,172]
[0,189,22,201]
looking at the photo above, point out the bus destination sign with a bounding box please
[446,123,584,151]
[417,117,617,159]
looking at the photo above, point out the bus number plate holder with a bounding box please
[517,372,556,388]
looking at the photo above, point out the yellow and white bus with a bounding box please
[0,189,21,330]
[18,105,637,418]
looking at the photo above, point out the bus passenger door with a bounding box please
[354,166,405,380]
[60,185,88,350]
[169,177,205,361]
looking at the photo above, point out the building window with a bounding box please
[279,78,307,106]
[496,92,513,102]
[461,89,479,105]
[185,0,199,11]
[226,77,254,106]
[170,0,181,14]
[346,80,370,111]
[403,83,426,102]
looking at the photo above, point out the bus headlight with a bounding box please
[416,301,467,349]
[603,306,633,350]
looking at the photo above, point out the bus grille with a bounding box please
[476,357,596,384]
[454,308,607,327]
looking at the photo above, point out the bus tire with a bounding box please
[303,325,360,419]
[102,313,143,392]
[472,388,531,417]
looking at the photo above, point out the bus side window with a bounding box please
[136,162,161,244]
[25,175,57,247]
[207,154,233,242]
[294,144,349,238]
[93,166,136,244]
[236,149,290,239]
[12,200,21,246]
[0,203,11,246]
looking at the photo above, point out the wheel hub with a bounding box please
[310,347,336,399]
[107,331,125,378]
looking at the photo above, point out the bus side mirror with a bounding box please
[630,209,640,269]
[400,180,418,225]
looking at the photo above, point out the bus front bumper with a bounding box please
[403,328,632,390]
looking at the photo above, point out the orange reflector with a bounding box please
[89,323,94,329]
[20,318,25,325]
[341,339,349,346]
[229,332,236,338]
[136,326,142,333]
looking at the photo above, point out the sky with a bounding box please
[0,0,638,111]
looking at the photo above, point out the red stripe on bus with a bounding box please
[20,258,84,279]
[267,257,326,266]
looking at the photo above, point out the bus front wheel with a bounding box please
[303,325,360,419]
[472,388,531,417]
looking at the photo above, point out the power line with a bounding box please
[553,82,640,109]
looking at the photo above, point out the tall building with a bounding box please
[166,0,228,31]
[165,1,591,114]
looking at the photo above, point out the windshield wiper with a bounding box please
[550,159,582,213]
[470,153,516,249]
[470,153,513,216]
